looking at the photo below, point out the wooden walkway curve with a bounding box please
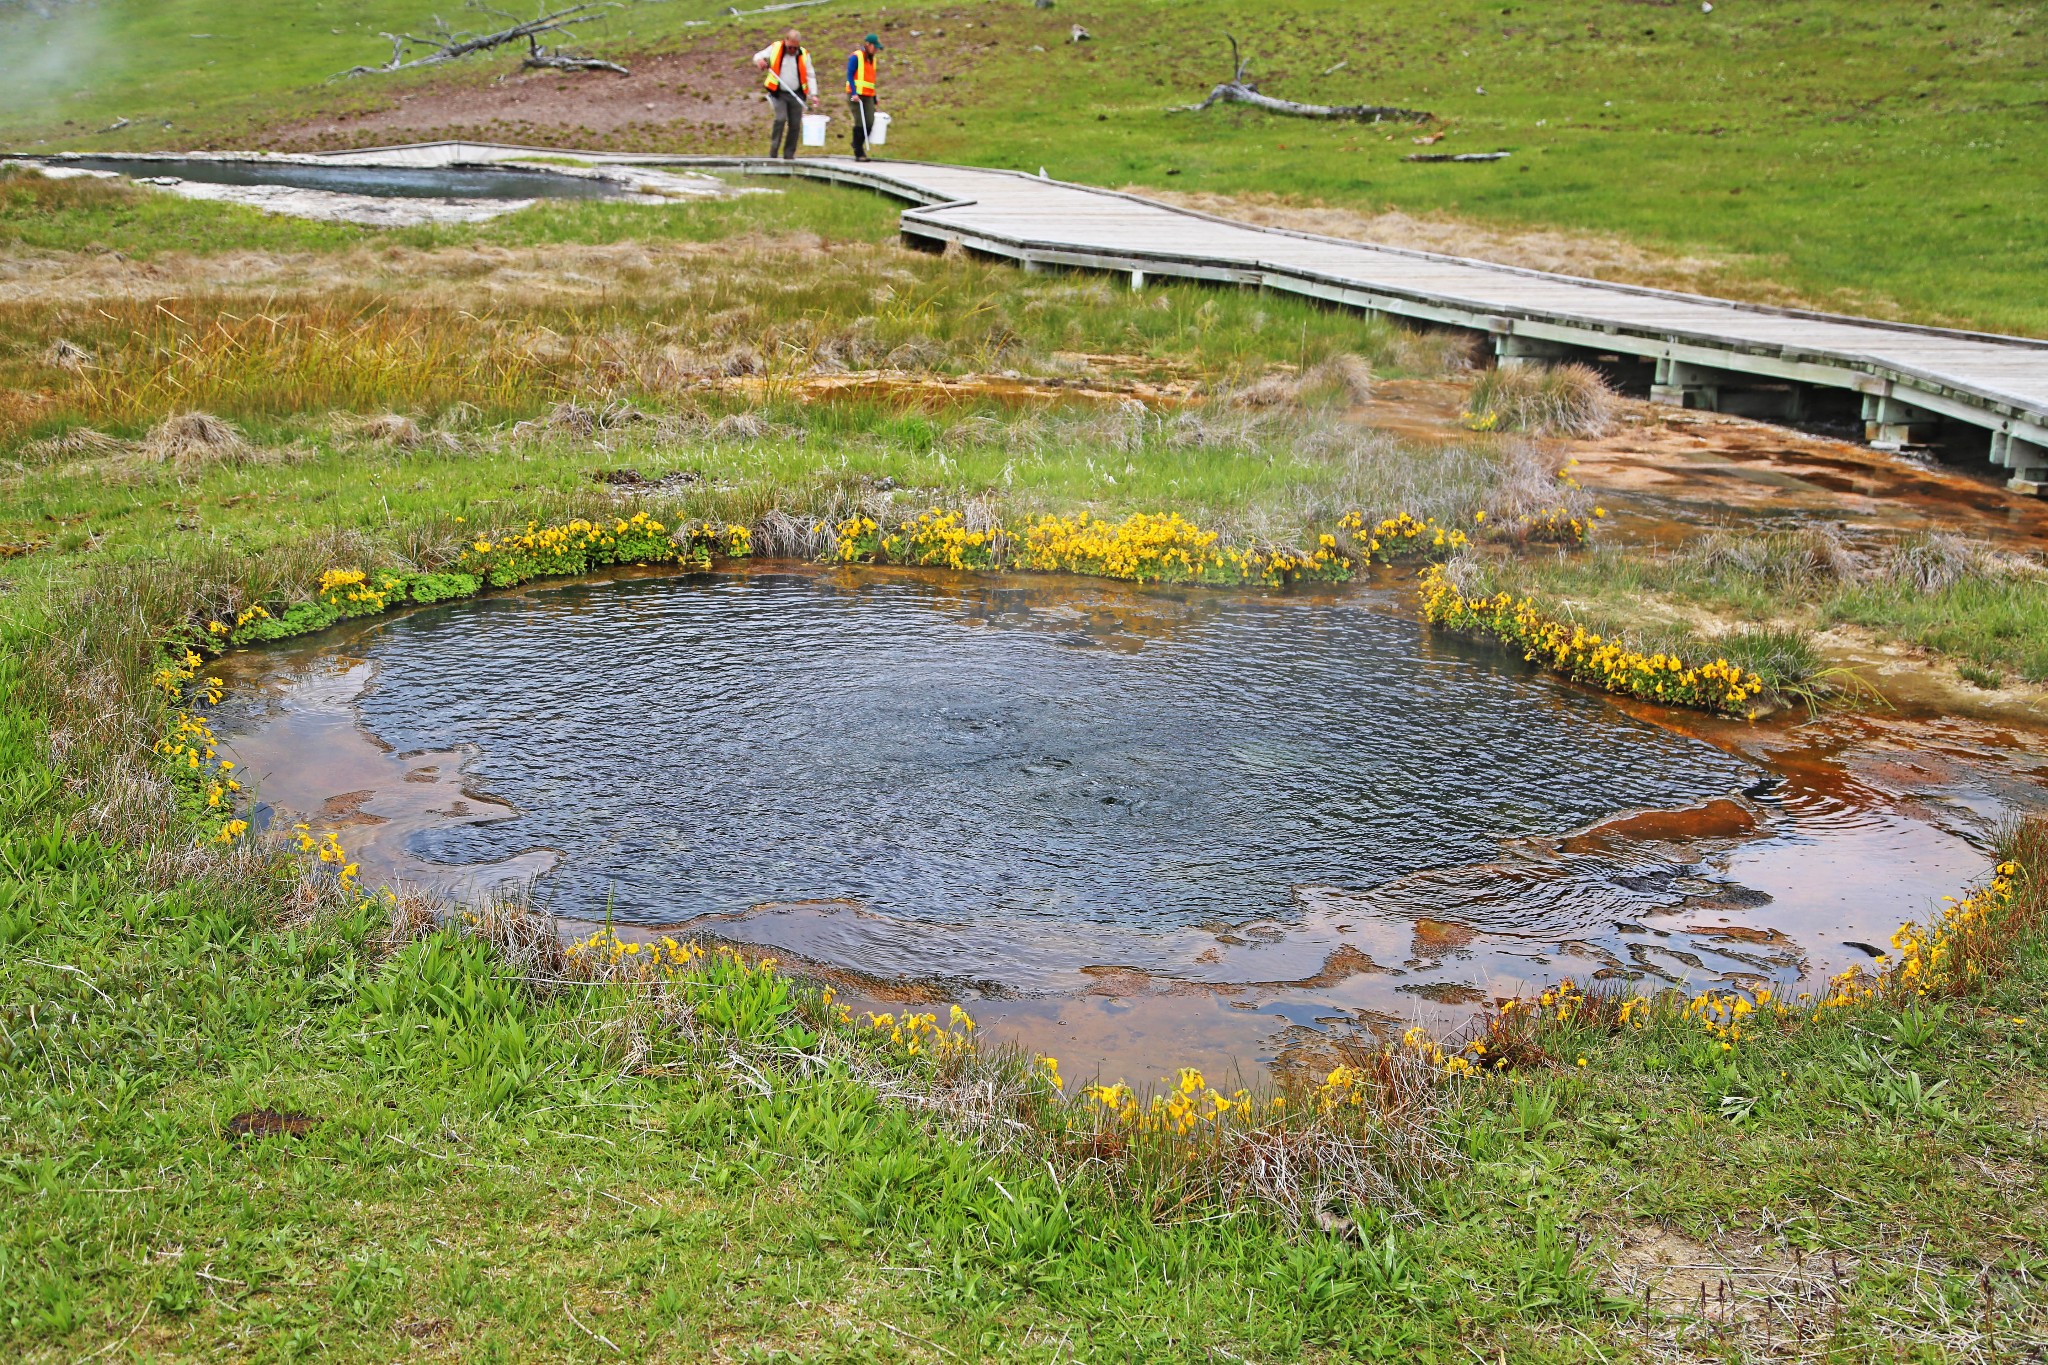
[729,155,2048,489]
[69,140,2048,487]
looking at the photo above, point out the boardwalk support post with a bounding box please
[1651,358,1726,410]
[1130,269,1146,291]
[1991,432,2048,495]
[1862,393,1942,449]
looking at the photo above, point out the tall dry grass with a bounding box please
[1466,362,1617,437]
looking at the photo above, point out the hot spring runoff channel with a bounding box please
[215,569,1998,1081]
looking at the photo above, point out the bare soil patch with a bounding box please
[1359,380,2048,554]
[265,36,776,155]
[1598,1220,1850,1352]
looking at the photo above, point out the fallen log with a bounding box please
[336,1,615,78]
[1174,82,1433,123]
[1404,151,1510,163]
[1168,37,1432,123]
[521,36,629,74]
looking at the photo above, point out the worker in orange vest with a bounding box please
[845,33,882,162]
[752,28,816,160]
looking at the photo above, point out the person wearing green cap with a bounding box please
[845,33,882,161]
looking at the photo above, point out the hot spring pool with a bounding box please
[51,156,632,201]
[214,566,2009,1082]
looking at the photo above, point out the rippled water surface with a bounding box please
[365,572,1747,920]
[216,567,2025,1082]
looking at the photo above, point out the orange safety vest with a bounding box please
[849,50,877,97]
[762,41,809,94]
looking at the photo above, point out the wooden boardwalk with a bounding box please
[739,156,2048,489]
[237,141,2048,488]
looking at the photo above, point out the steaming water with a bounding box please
[56,157,630,201]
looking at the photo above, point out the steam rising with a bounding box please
[0,0,110,126]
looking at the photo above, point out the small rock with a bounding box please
[1069,24,1091,42]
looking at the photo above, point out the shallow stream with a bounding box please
[212,566,2042,1084]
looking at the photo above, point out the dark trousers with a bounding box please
[767,88,805,159]
[849,95,877,158]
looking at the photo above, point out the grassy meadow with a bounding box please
[2,0,2045,334]
[1,120,2047,1362]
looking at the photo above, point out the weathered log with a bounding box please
[1173,82,1432,123]
[1404,151,1510,163]
[335,1,613,78]
[521,52,630,73]
[521,36,629,74]
[1168,36,1432,123]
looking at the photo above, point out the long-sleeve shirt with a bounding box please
[752,42,814,99]
[846,51,875,97]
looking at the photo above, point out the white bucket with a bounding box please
[870,110,891,146]
[801,113,828,147]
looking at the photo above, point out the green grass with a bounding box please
[6,124,2048,1360]
[0,167,902,258]
[4,671,2046,1359]
[1458,528,2048,693]
[4,0,2045,334]
[1828,577,2048,685]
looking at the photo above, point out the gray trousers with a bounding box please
[849,95,877,157]
[767,88,805,159]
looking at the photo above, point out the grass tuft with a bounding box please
[139,410,250,466]
[1465,362,1616,437]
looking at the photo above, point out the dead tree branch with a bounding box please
[1168,35,1432,123]
[335,1,616,78]
[522,35,630,73]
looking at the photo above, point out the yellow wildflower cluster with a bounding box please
[150,648,247,846]
[1419,564,1765,716]
[834,508,1350,586]
[875,508,1003,571]
[1314,1064,1388,1110]
[833,515,881,562]
[1511,505,1604,546]
[316,567,406,617]
[456,510,739,588]
[209,514,756,652]
[1819,860,2024,1010]
[291,822,359,889]
[565,933,757,978]
[1081,1068,1266,1135]
[1020,511,1342,584]
[1337,510,1471,564]
[860,1004,978,1061]
[562,928,818,1045]
[1422,851,2031,1064]
[1684,985,1781,1050]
